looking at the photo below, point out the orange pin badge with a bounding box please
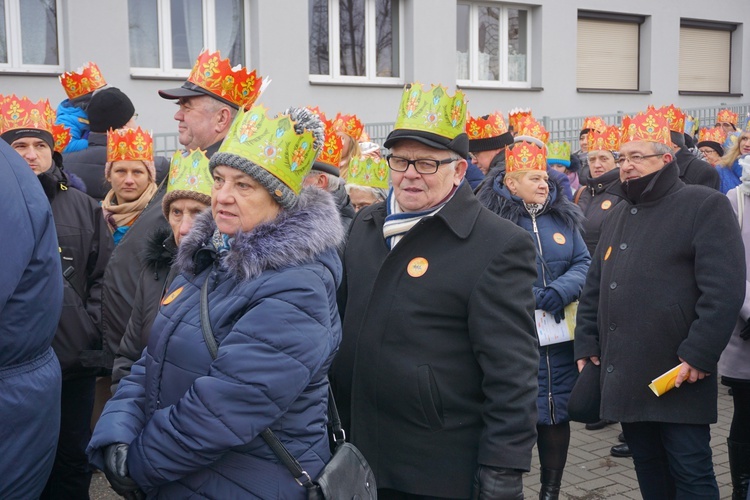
[552,233,566,245]
[601,200,612,210]
[161,285,184,305]
[604,246,612,261]
[407,257,429,278]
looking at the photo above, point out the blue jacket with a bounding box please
[718,158,743,194]
[0,140,63,498]
[55,100,90,153]
[88,187,344,498]
[477,170,590,424]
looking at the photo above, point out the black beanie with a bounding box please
[87,87,135,133]
[1,128,54,150]
[670,130,685,148]
[468,131,514,153]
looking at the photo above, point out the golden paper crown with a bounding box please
[582,116,607,133]
[717,108,738,126]
[506,141,547,173]
[394,83,467,139]
[107,127,154,163]
[654,105,685,133]
[466,112,508,140]
[588,125,622,152]
[620,110,671,146]
[333,113,364,141]
[516,116,550,143]
[317,115,344,169]
[698,127,727,145]
[0,95,71,152]
[347,156,389,190]
[187,50,262,110]
[508,108,532,133]
[167,149,212,197]
[59,62,107,100]
[546,141,571,163]
[219,106,319,195]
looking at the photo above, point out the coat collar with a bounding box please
[608,160,684,204]
[585,168,620,193]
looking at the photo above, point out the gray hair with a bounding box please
[345,184,388,202]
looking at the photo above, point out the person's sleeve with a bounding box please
[574,241,603,361]
[85,203,114,330]
[111,269,150,391]
[548,230,591,306]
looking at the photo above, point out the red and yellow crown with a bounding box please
[582,116,607,134]
[317,115,344,169]
[620,110,671,146]
[588,125,622,152]
[653,105,685,133]
[466,112,508,140]
[717,108,738,126]
[506,141,547,173]
[508,108,532,133]
[698,127,727,145]
[516,116,550,143]
[107,127,154,163]
[59,62,107,100]
[0,95,70,152]
[187,50,262,110]
[333,113,365,142]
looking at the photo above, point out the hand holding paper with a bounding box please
[648,359,710,396]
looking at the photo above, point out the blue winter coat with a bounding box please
[718,158,743,194]
[55,100,90,153]
[477,170,590,424]
[88,187,344,498]
[0,140,63,498]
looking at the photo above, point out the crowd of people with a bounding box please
[1,50,749,500]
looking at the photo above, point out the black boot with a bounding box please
[539,468,563,500]
[728,439,750,500]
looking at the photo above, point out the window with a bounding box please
[128,0,249,77]
[456,3,531,88]
[309,0,402,83]
[679,20,735,93]
[0,0,63,73]
[577,12,643,91]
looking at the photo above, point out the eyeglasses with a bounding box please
[133,113,139,120]
[699,148,718,156]
[386,154,457,174]
[614,153,664,166]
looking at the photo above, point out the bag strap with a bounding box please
[573,186,585,205]
[737,188,744,229]
[200,277,218,359]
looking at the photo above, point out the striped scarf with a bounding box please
[382,184,460,249]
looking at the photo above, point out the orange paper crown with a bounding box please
[107,127,154,163]
[466,112,508,140]
[59,62,107,100]
[0,95,71,152]
[317,115,345,169]
[582,116,607,133]
[187,50,262,110]
[588,125,622,152]
[653,105,685,133]
[717,108,738,126]
[698,127,728,145]
[333,113,364,141]
[506,141,547,173]
[508,108,532,132]
[516,116,550,144]
[621,110,671,146]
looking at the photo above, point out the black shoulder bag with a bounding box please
[199,278,377,499]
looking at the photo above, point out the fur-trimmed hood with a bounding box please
[142,226,176,271]
[174,186,345,281]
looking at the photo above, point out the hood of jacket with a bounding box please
[174,186,345,282]
[142,225,177,271]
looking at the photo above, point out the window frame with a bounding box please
[0,0,64,74]
[678,19,736,95]
[308,0,404,85]
[456,2,532,89]
[129,0,251,78]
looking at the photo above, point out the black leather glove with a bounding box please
[741,321,750,341]
[471,466,523,500]
[103,443,144,498]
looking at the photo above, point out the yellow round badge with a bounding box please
[601,200,612,210]
[161,286,184,306]
[407,257,429,278]
[553,233,566,245]
[604,246,612,261]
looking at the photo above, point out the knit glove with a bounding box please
[538,288,565,316]
[471,466,523,500]
[103,443,145,499]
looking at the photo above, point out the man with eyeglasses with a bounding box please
[575,109,744,499]
[331,83,539,499]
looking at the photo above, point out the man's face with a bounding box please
[389,140,466,212]
[11,137,53,175]
[174,95,225,150]
[473,148,501,175]
[168,198,209,246]
[618,141,671,183]
[717,122,736,135]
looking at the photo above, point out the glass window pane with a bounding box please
[507,9,528,82]
[309,0,329,75]
[20,0,58,65]
[456,4,470,79]
[477,7,499,81]
[129,0,159,68]
[339,0,365,76]
[171,0,203,69]
[375,0,398,77]
[0,0,6,64]
[215,0,244,65]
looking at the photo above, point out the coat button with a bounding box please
[630,207,638,214]
[609,323,617,331]
[619,243,628,250]
[607,365,614,373]
[610,282,617,290]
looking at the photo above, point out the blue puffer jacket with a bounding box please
[88,187,345,498]
[477,169,590,424]
[717,158,743,194]
[55,100,90,153]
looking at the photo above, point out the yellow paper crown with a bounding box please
[588,125,622,152]
[508,108,532,133]
[516,116,550,144]
[333,113,365,142]
[546,141,571,162]
[466,112,508,140]
[106,127,154,163]
[219,106,319,195]
[187,50,262,110]
[653,105,685,133]
[0,95,71,152]
[698,127,727,145]
[621,110,671,146]
[394,83,467,140]
[582,116,607,133]
[717,108,738,126]
[59,62,107,100]
[167,149,212,197]
[346,156,389,190]
[506,141,547,173]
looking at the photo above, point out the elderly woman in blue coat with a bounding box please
[477,140,590,500]
[87,106,345,498]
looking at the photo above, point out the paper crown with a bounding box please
[581,116,607,133]
[0,95,71,152]
[506,141,547,173]
[59,62,107,100]
[333,113,365,142]
[653,105,685,133]
[698,127,727,146]
[466,112,508,140]
[317,115,345,169]
[717,108,738,126]
[167,148,212,195]
[106,127,154,163]
[588,125,622,152]
[187,50,262,110]
[516,116,550,144]
[684,114,699,136]
[546,141,571,163]
[393,83,467,139]
[346,156,389,190]
[219,106,319,195]
[620,110,671,146]
[508,108,532,132]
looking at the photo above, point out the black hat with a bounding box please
[468,131,514,154]
[158,81,239,110]
[1,128,54,150]
[567,362,601,424]
[87,88,135,133]
[697,140,724,157]
[384,129,469,159]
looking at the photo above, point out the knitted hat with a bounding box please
[88,88,135,133]
[162,149,212,218]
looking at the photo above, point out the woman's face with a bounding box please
[698,147,721,166]
[587,150,617,178]
[108,160,151,203]
[507,170,549,205]
[740,132,750,156]
[211,165,281,236]
[348,186,379,212]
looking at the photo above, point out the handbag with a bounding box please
[199,278,377,499]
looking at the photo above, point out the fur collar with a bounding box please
[174,186,344,281]
[142,226,176,270]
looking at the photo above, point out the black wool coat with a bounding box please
[574,161,745,424]
[675,146,720,190]
[331,182,540,498]
[576,168,624,255]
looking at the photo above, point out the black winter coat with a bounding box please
[576,168,624,255]
[574,162,745,424]
[332,182,540,498]
[675,146,720,190]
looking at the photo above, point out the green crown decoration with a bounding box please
[546,141,571,162]
[219,106,318,195]
[346,156,389,190]
[394,83,467,139]
[167,149,213,197]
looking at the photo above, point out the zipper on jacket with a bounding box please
[546,346,556,425]
[531,214,547,286]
